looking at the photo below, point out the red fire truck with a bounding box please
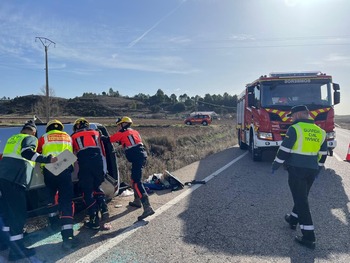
[236,71,340,161]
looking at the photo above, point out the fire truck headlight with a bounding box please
[326,131,336,140]
[258,132,273,140]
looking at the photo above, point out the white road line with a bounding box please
[333,152,344,162]
[76,151,249,263]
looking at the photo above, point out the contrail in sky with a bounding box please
[128,0,186,48]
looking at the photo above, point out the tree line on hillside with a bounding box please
[82,88,238,115]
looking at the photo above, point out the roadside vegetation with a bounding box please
[106,118,236,183]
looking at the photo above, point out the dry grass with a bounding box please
[0,116,236,184]
[106,119,236,184]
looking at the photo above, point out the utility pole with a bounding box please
[35,37,55,123]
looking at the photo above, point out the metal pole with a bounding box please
[35,37,55,123]
[45,45,49,123]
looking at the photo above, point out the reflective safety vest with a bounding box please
[2,133,36,167]
[40,130,73,157]
[71,129,103,154]
[291,122,326,156]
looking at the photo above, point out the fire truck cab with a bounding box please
[236,71,340,161]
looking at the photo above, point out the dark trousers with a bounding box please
[131,158,147,199]
[287,166,318,241]
[78,156,105,216]
[44,167,74,240]
[0,179,27,242]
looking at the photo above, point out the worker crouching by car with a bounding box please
[71,118,109,230]
[105,117,155,221]
[37,119,79,250]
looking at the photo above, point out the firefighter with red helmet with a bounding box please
[0,120,57,261]
[71,118,108,230]
[107,116,154,221]
[37,119,78,250]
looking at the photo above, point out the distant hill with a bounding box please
[0,95,146,117]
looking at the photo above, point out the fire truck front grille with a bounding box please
[269,113,282,121]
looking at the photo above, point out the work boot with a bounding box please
[129,192,142,208]
[138,195,155,221]
[8,240,35,261]
[62,237,79,251]
[284,214,298,230]
[84,213,100,230]
[294,236,316,249]
[100,202,109,221]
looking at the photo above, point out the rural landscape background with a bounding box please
[0,92,236,184]
[0,92,348,184]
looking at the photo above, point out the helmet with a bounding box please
[46,119,64,132]
[116,116,133,126]
[73,118,89,132]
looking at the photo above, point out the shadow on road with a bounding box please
[178,147,350,263]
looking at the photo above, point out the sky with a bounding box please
[0,0,350,115]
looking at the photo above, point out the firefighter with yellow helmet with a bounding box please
[71,118,109,230]
[37,119,78,250]
[106,116,154,221]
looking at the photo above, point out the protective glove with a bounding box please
[271,161,281,174]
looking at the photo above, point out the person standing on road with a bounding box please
[71,118,109,230]
[272,105,328,249]
[0,120,57,261]
[105,117,155,221]
[37,119,78,250]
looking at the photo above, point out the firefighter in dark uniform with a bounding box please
[37,119,78,250]
[71,118,108,230]
[0,120,57,261]
[107,116,155,221]
[272,105,328,249]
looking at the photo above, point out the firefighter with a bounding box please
[0,120,57,261]
[71,118,108,230]
[106,116,154,221]
[37,119,78,250]
[272,105,328,249]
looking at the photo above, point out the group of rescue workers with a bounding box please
[0,116,154,261]
[0,103,329,260]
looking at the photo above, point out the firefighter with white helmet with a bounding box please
[37,119,78,250]
[107,116,154,221]
[71,118,109,230]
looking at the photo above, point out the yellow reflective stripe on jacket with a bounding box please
[291,123,326,156]
[2,133,35,166]
[41,130,73,157]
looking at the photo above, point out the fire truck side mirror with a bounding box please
[332,83,340,105]
[333,83,340,91]
[333,91,340,105]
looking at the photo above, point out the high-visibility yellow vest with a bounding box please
[2,133,36,167]
[291,122,326,156]
[41,130,73,157]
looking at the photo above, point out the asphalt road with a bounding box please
[1,128,350,263]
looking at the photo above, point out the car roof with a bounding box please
[0,122,102,154]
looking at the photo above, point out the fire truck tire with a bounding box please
[202,121,208,126]
[249,135,262,162]
[238,130,248,150]
[328,149,333,156]
[186,121,192,125]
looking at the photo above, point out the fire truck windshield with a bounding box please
[260,81,332,108]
